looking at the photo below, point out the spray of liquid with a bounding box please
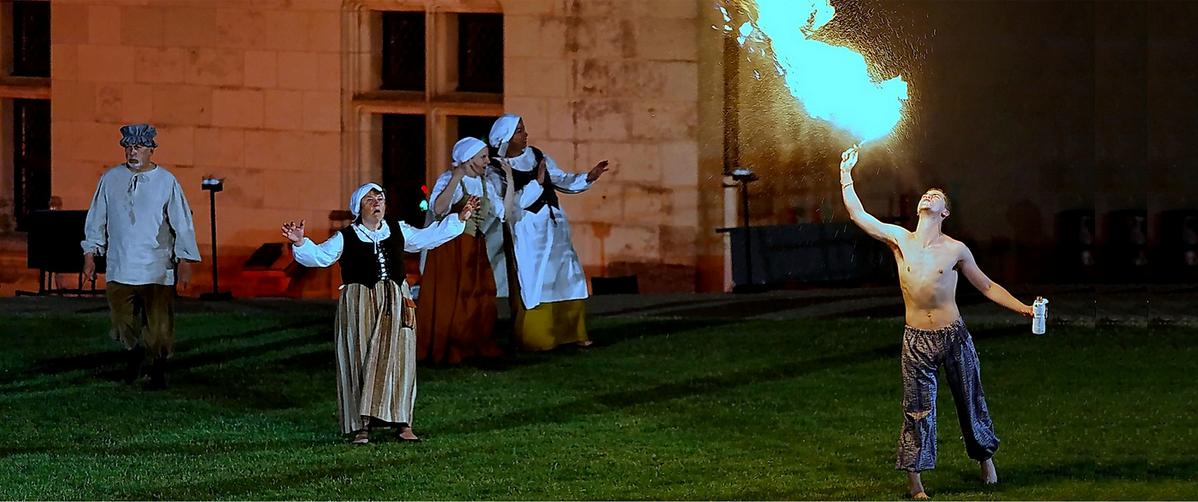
[720,0,909,144]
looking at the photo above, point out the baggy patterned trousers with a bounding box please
[896,319,1000,471]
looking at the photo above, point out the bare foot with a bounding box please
[397,426,421,442]
[352,429,369,445]
[979,458,998,484]
[907,471,928,499]
[576,340,594,347]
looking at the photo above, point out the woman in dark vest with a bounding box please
[282,183,479,444]
[486,114,611,351]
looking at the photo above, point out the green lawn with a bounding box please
[0,308,1194,500]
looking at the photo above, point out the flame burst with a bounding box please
[727,0,909,144]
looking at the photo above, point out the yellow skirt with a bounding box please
[514,299,588,351]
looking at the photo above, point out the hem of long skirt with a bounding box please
[518,343,564,352]
[524,296,589,309]
[896,465,936,472]
[341,414,414,434]
[368,416,413,428]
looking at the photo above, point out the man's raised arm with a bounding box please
[839,146,904,247]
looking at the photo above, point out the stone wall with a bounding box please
[500,0,709,293]
[36,0,717,297]
[50,0,345,296]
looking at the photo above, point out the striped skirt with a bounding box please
[335,280,417,435]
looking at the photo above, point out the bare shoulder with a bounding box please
[944,236,973,259]
[888,225,914,242]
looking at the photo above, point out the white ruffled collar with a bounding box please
[351,221,391,243]
[506,148,536,172]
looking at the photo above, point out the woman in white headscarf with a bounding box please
[488,114,612,351]
[281,183,478,444]
[415,138,519,364]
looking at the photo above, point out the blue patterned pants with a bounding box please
[896,319,1000,471]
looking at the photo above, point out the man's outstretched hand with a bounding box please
[840,145,859,172]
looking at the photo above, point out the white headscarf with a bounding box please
[451,137,487,167]
[349,182,384,218]
[487,113,522,157]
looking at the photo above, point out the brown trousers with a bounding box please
[105,281,176,360]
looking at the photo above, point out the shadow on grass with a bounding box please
[167,366,325,411]
[135,335,337,412]
[660,294,868,319]
[419,318,737,378]
[170,330,328,372]
[0,438,327,459]
[434,343,900,435]
[588,318,738,345]
[590,298,723,317]
[718,457,1198,500]
[1000,457,1198,483]
[0,319,327,391]
[926,457,1198,498]
[111,441,460,499]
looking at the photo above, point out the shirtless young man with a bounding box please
[838,146,1035,499]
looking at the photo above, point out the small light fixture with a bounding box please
[200,175,231,301]
[201,176,224,192]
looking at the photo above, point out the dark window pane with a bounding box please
[453,115,497,144]
[13,98,51,231]
[12,0,51,77]
[381,114,427,227]
[457,13,503,93]
[381,11,425,91]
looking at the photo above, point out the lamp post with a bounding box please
[200,176,232,301]
[730,167,762,293]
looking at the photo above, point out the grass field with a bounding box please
[1,308,1195,499]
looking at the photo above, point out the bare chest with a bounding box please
[894,241,959,284]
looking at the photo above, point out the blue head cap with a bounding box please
[119,124,158,148]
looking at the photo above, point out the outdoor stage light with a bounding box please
[200,176,232,301]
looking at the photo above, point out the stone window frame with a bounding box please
[0,0,51,234]
[342,0,504,216]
